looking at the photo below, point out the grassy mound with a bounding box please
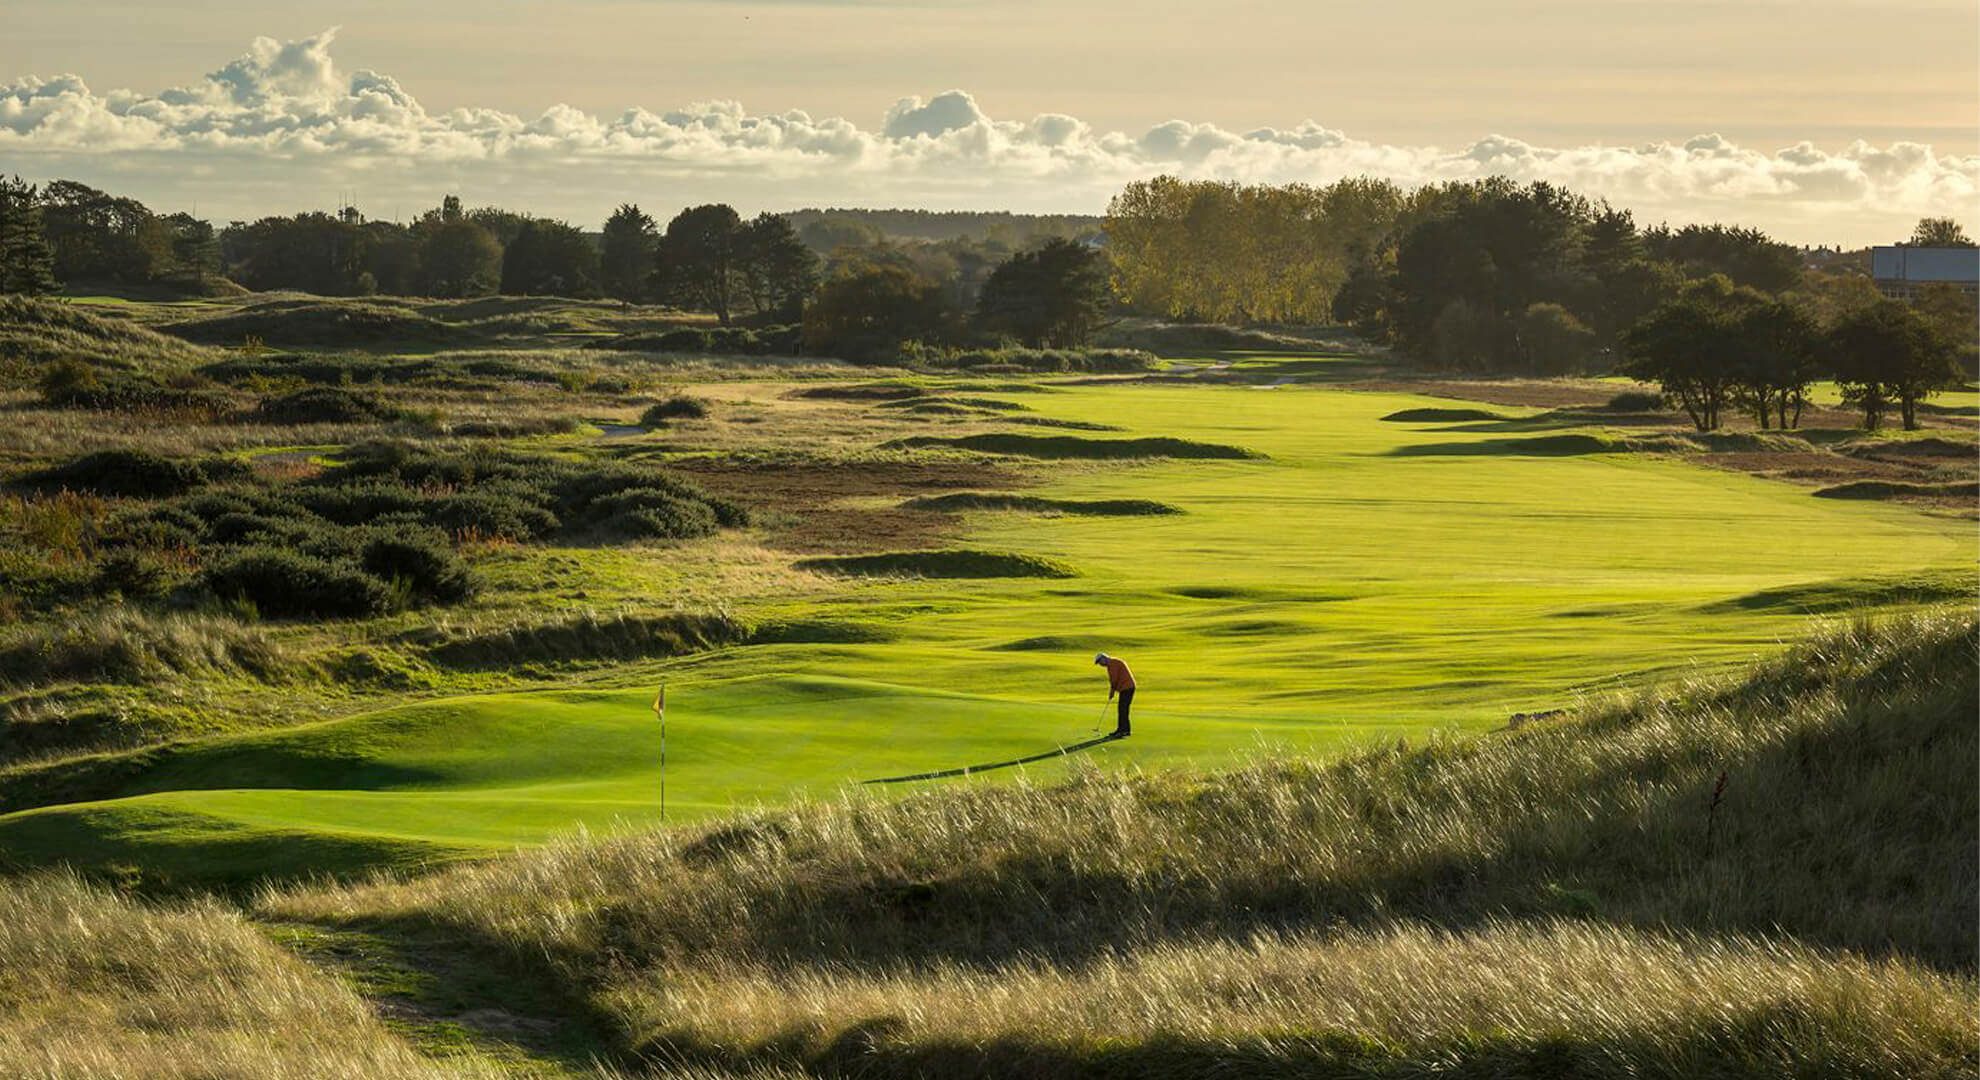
[1813,480,1978,501]
[0,297,218,385]
[0,610,284,691]
[424,611,745,671]
[163,300,457,347]
[1709,570,1976,613]
[1380,407,1507,422]
[891,432,1261,460]
[260,614,1976,1078]
[902,492,1181,516]
[795,549,1077,578]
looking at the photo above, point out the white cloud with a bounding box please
[1,29,1972,243]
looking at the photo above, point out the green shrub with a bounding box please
[640,396,712,426]
[591,489,720,540]
[946,346,1155,373]
[423,492,560,540]
[357,531,474,604]
[202,548,396,620]
[1606,390,1666,412]
[16,450,246,497]
[253,386,400,424]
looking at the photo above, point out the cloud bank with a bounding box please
[2,29,1972,243]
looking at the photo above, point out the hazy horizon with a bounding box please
[4,7,1976,245]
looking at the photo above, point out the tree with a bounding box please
[219,212,366,294]
[656,204,743,325]
[1826,300,1964,430]
[161,212,219,286]
[735,213,819,322]
[1516,302,1596,375]
[38,180,172,285]
[1907,217,1974,247]
[975,237,1112,347]
[1732,300,1820,429]
[1622,295,1743,431]
[599,204,657,303]
[499,219,599,297]
[0,176,58,296]
[417,219,503,298]
[801,258,957,363]
[1643,223,1801,293]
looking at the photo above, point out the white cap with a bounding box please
[1094,652,1109,664]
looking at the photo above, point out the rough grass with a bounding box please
[890,432,1261,460]
[260,615,1978,1078]
[164,300,459,347]
[902,492,1181,516]
[0,609,286,690]
[0,297,220,385]
[0,872,506,1078]
[423,611,746,671]
[793,549,1078,579]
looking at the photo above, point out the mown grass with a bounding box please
[256,613,1977,1078]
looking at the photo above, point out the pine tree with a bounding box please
[0,175,59,296]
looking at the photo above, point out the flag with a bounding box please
[653,684,665,720]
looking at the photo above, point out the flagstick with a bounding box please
[665,677,673,820]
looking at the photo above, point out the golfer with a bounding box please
[1094,652,1136,738]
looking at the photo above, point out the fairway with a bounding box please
[3,374,1971,884]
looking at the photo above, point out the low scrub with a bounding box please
[902,492,1180,516]
[0,609,285,688]
[588,325,801,356]
[795,549,1077,578]
[252,386,404,425]
[943,346,1155,373]
[36,360,231,416]
[15,449,248,497]
[1605,390,1666,411]
[891,432,1261,460]
[640,396,712,426]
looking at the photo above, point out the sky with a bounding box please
[3,1,1976,245]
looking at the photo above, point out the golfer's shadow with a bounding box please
[862,732,1125,785]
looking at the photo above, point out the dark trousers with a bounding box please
[1114,688,1134,736]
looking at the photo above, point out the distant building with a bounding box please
[1871,245,1980,299]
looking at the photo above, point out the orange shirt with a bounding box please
[1103,657,1136,692]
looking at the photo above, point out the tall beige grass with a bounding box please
[623,922,1976,1079]
[0,872,501,1079]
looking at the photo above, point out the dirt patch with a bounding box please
[672,458,1024,553]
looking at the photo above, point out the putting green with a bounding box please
[4,374,1971,886]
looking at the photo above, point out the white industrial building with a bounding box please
[1871,245,1980,299]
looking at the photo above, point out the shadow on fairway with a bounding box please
[863,732,1124,785]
